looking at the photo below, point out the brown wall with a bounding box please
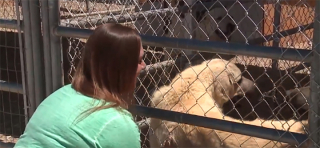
[263,4,314,49]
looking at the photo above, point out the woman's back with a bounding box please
[14,84,141,148]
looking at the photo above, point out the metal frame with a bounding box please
[40,0,63,96]
[60,0,255,28]
[271,2,281,69]
[0,81,23,94]
[14,0,28,128]
[54,26,312,62]
[0,19,21,29]
[128,105,308,145]
[53,25,313,145]
[21,0,45,117]
[49,0,63,91]
[41,0,53,96]
[309,0,320,147]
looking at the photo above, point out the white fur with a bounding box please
[286,86,310,99]
[148,59,309,148]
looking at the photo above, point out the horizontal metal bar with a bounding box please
[139,60,175,76]
[60,0,259,28]
[142,36,313,63]
[0,19,20,30]
[0,80,23,94]
[55,26,93,38]
[249,23,314,45]
[54,26,313,62]
[60,7,135,19]
[0,142,15,148]
[61,0,256,28]
[128,105,308,145]
[61,8,176,28]
[178,0,256,13]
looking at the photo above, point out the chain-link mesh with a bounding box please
[0,0,25,144]
[60,0,316,147]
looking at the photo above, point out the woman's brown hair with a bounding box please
[71,23,142,120]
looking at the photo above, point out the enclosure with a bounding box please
[0,0,319,147]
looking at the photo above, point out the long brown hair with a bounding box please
[71,23,141,121]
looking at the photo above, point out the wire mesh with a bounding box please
[0,0,25,145]
[60,0,316,147]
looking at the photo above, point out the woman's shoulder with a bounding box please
[90,107,141,147]
[82,106,136,127]
[72,106,140,147]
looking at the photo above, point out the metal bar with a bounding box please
[54,26,313,62]
[309,0,320,147]
[40,0,53,97]
[61,8,177,28]
[0,81,23,94]
[49,0,64,91]
[29,0,46,109]
[15,0,29,125]
[0,142,15,148]
[183,0,197,67]
[141,36,312,63]
[128,105,308,145]
[248,23,314,45]
[60,8,135,19]
[271,2,281,69]
[60,7,83,14]
[0,19,19,30]
[21,0,36,117]
[86,0,90,12]
[139,60,175,76]
[61,0,257,28]
[178,0,255,14]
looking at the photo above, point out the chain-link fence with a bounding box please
[57,0,318,148]
[0,0,26,146]
[0,0,319,147]
[57,0,317,148]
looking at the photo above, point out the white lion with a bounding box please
[148,58,309,148]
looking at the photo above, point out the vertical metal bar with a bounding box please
[86,0,90,12]
[21,0,36,117]
[29,0,45,108]
[49,0,63,91]
[14,0,29,124]
[40,0,53,97]
[309,0,320,147]
[181,0,195,69]
[271,2,281,69]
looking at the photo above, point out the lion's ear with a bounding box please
[227,69,240,86]
[226,62,241,83]
[227,73,235,85]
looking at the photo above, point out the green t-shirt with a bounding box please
[14,84,141,148]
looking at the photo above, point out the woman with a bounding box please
[14,23,146,148]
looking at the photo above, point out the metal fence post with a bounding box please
[271,2,281,69]
[21,0,45,117]
[41,0,53,97]
[21,0,35,117]
[15,0,29,124]
[309,0,320,147]
[48,0,63,91]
